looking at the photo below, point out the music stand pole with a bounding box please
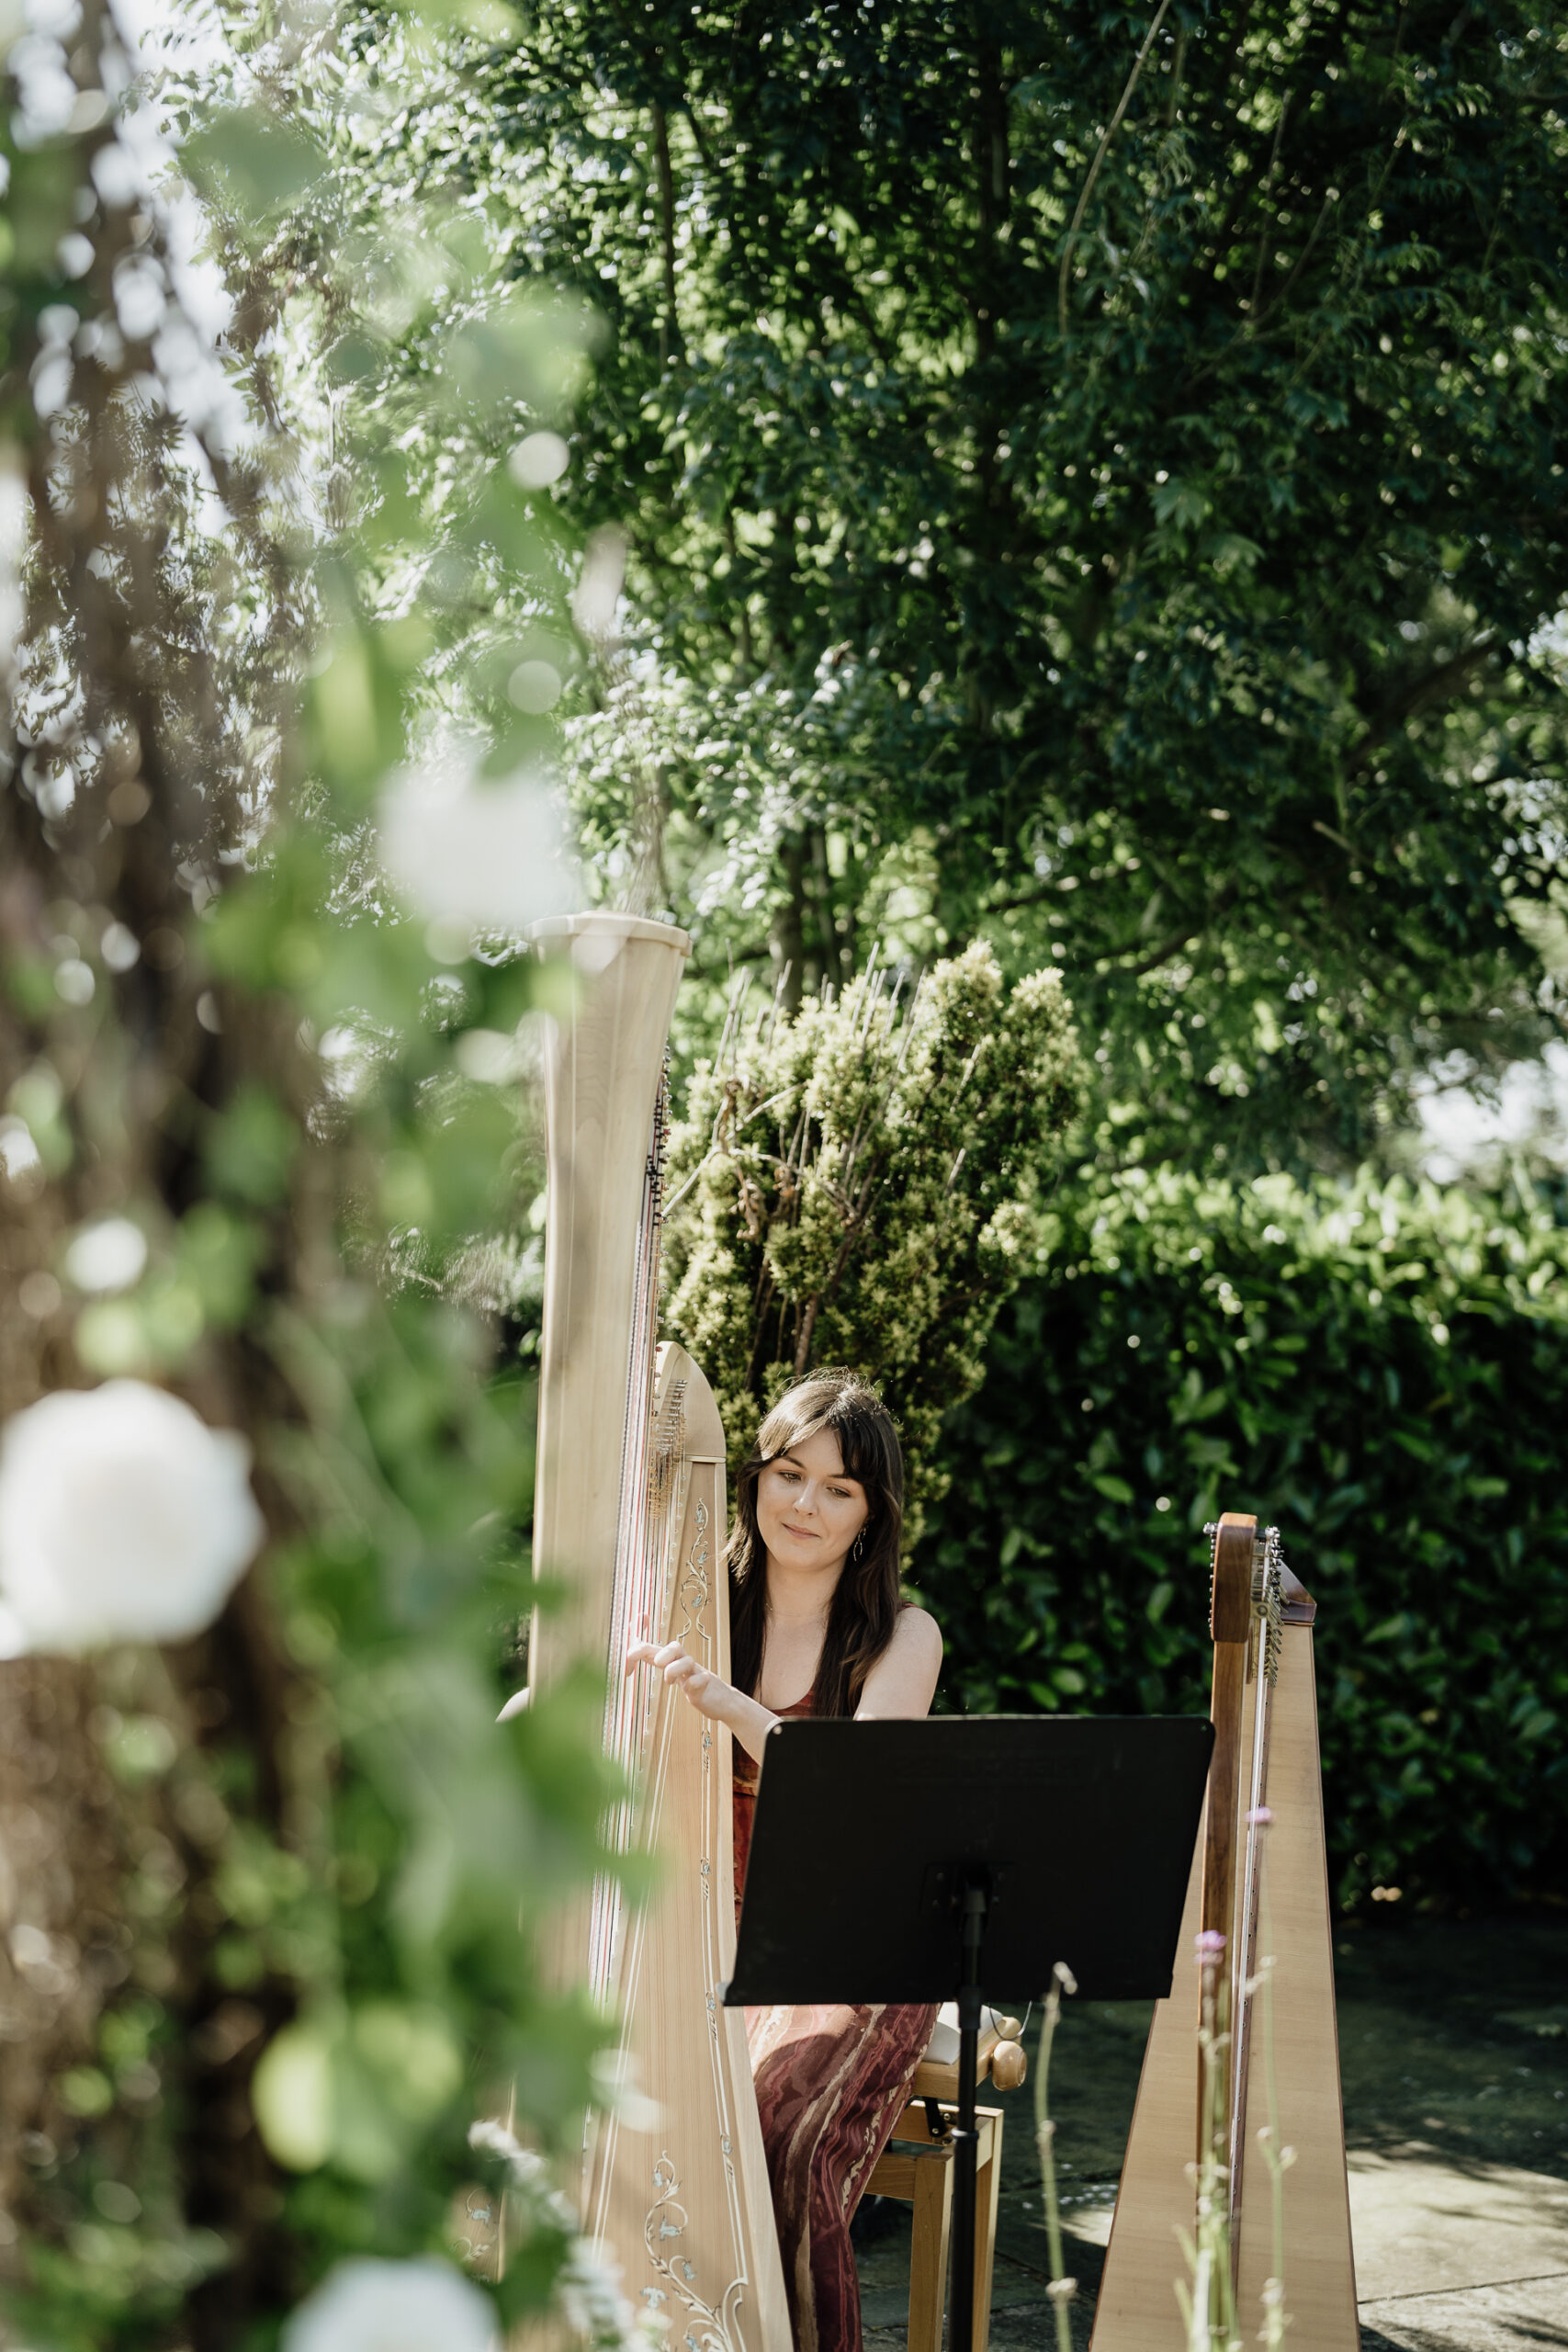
[950,1877,988,2352]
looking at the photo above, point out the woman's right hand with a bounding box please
[625,1641,781,1763]
[626,1638,737,1723]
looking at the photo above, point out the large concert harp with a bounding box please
[1091,1513,1358,2350]
[526,911,791,2351]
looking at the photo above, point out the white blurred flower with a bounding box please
[63,1217,147,1294]
[571,525,627,646]
[509,430,570,488]
[507,658,561,713]
[0,1117,42,1182]
[90,138,141,210]
[283,2258,497,2352]
[0,1380,265,1656]
[100,922,141,973]
[378,740,577,940]
[114,253,166,343]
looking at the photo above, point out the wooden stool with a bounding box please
[866,2098,1005,2352]
[864,2017,1025,2352]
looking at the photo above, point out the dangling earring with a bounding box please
[852,1528,868,1565]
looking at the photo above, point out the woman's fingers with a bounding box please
[626,1638,724,1716]
[655,1646,716,1709]
[626,1637,694,1669]
[626,1638,703,1686]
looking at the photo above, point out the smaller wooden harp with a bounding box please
[1090,1513,1359,2351]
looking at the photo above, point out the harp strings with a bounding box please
[1227,1526,1287,2226]
[588,1063,672,2002]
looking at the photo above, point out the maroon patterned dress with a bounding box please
[734,1692,939,2352]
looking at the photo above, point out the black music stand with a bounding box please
[725,1715,1213,2352]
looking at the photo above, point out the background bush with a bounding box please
[916,1169,1568,1913]
[663,943,1082,1541]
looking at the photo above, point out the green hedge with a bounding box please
[913,1170,1568,1911]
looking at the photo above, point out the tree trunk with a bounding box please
[774,833,810,1012]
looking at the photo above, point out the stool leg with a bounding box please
[972,2111,1004,2352]
[908,2149,953,2352]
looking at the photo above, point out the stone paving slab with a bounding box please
[1359,2273,1568,2350]
[1348,2150,1568,2302]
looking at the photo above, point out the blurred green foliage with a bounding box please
[0,5,622,2346]
[917,1169,1568,1909]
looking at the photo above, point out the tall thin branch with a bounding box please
[651,100,682,364]
[1057,0,1175,334]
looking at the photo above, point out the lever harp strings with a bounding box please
[589,1061,671,2005]
[1225,1522,1287,2231]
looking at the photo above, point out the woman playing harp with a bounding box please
[629,1370,942,2352]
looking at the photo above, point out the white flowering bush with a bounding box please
[0,1381,264,1656]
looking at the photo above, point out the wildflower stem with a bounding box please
[1033,1963,1078,2352]
[1193,1940,1241,2350]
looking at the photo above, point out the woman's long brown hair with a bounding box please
[727,1370,905,1720]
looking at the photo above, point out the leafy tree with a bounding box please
[363,0,1568,1168]
[664,942,1083,1537]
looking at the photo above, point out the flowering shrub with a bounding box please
[662,941,1084,1543]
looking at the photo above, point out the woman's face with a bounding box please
[755,1424,870,1585]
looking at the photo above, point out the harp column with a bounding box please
[526,912,691,1691]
